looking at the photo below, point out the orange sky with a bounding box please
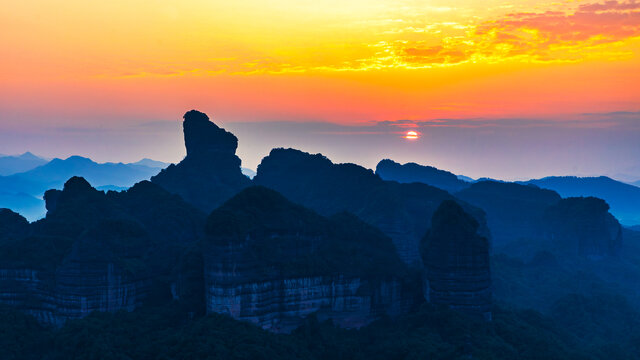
[2,0,639,126]
[1,1,640,179]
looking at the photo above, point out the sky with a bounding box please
[1,0,639,180]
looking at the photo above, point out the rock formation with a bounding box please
[456,181,623,259]
[204,186,415,332]
[151,110,251,212]
[421,200,492,320]
[0,176,205,325]
[455,180,562,248]
[253,148,488,266]
[376,159,470,193]
[544,197,622,257]
[0,208,29,241]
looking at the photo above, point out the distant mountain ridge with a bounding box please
[374,159,640,227]
[0,155,166,221]
[375,159,470,193]
[130,158,170,168]
[521,176,640,226]
[0,152,48,176]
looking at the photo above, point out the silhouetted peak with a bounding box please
[44,177,102,214]
[217,186,290,211]
[63,155,94,163]
[18,152,40,160]
[256,148,333,175]
[255,148,377,186]
[429,200,481,243]
[0,208,28,224]
[126,180,163,195]
[543,196,621,257]
[184,109,210,122]
[43,189,61,212]
[421,200,491,318]
[206,186,324,240]
[375,159,469,193]
[150,110,250,211]
[421,200,490,272]
[376,159,448,176]
[183,109,238,158]
[63,176,96,194]
[0,208,29,238]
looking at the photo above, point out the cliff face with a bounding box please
[0,177,204,325]
[205,255,410,333]
[203,186,415,332]
[254,148,488,266]
[151,110,251,212]
[421,200,492,320]
[0,265,147,326]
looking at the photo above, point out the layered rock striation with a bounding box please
[421,200,492,320]
[204,186,415,332]
[0,176,205,325]
[151,110,251,212]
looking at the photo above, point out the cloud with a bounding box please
[96,1,640,77]
[386,0,640,67]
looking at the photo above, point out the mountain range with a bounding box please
[521,176,640,226]
[0,152,48,176]
[0,151,257,222]
[0,156,167,221]
[375,160,640,227]
[2,109,640,358]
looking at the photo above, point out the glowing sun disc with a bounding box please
[404,130,419,140]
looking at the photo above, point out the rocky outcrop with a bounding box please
[204,186,415,332]
[421,200,492,320]
[53,231,150,324]
[0,176,205,325]
[0,268,57,324]
[544,197,622,258]
[376,159,470,193]
[0,219,151,326]
[0,264,147,326]
[0,208,29,241]
[206,274,409,333]
[456,181,623,259]
[455,181,562,248]
[254,148,488,266]
[151,110,251,212]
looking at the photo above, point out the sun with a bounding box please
[404,130,420,140]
